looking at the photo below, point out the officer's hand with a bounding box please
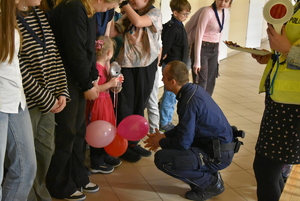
[144,128,165,152]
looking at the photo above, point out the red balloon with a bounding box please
[104,134,128,157]
[86,120,116,148]
[117,115,149,141]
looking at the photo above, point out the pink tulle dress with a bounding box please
[89,63,116,126]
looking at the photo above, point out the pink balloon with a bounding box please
[117,115,149,141]
[86,120,116,148]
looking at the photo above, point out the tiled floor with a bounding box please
[52,42,271,201]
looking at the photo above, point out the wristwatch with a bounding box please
[119,0,129,9]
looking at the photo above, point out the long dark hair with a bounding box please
[121,0,155,32]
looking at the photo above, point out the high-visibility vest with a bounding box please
[259,4,300,105]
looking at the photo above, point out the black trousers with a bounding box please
[253,152,285,201]
[46,79,89,198]
[117,59,157,145]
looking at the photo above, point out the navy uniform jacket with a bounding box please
[159,83,233,150]
[161,16,189,65]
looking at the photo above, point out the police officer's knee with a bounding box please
[154,150,165,170]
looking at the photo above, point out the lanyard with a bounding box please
[96,11,109,37]
[212,2,225,33]
[17,7,47,52]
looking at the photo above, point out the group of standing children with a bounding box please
[3,0,300,201]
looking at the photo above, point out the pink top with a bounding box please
[186,6,228,68]
[96,63,110,98]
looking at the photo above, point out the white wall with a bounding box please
[246,0,265,47]
[161,0,172,24]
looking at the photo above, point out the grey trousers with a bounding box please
[191,42,219,96]
[28,107,55,201]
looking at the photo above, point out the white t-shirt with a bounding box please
[0,29,26,113]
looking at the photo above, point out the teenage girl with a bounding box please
[16,0,70,200]
[0,0,36,200]
[46,0,121,200]
[188,0,232,96]
[87,36,123,174]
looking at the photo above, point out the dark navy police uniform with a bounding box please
[154,83,234,190]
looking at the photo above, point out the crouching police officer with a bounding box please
[145,61,236,201]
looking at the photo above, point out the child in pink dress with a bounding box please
[87,36,123,174]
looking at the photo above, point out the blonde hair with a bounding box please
[56,0,120,18]
[0,0,18,63]
[95,36,115,57]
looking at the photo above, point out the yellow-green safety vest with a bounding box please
[259,3,300,105]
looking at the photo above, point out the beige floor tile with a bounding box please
[233,186,257,201]
[221,162,243,173]
[233,155,255,170]
[209,188,249,201]
[103,165,145,183]
[222,170,256,189]
[233,146,253,157]
[160,196,189,201]
[147,178,190,199]
[109,180,161,201]
[242,142,256,154]
[227,116,254,126]
[135,165,173,181]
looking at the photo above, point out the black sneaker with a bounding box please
[120,147,142,162]
[82,182,99,193]
[90,163,114,174]
[130,145,151,157]
[104,155,122,167]
[64,190,86,201]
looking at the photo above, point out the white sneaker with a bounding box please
[82,182,99,193]
[64,190,86,201]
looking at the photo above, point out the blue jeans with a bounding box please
[159,63,176,126]
[0,106,36,201]
[159,90,176,126]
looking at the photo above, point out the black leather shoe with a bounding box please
[185,190,209,201]
[185,172,224,201]
[204,172,225,197]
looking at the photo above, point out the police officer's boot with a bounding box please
[204,172,225,197]
[184,172,224,201]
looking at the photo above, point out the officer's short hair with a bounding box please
[167,61,189,86]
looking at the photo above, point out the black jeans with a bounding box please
[46,79,89,198]
[117,58,157,145]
